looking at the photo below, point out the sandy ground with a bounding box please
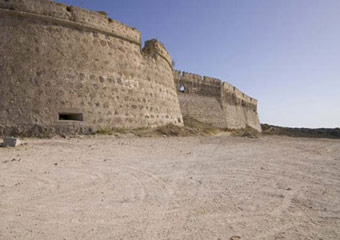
[0,135,340,240]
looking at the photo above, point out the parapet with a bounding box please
[173,70,222,97]
[174,69,257,106]
[142,39,172,68]
[203,76,222,86]
[173,70,182,79]
[174,69,261,131]
[0,0,141,45]
[175,70,222,87]
[222,82,257,105]
[182,72,202,82]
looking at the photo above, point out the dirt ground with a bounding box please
[0,135,339,240]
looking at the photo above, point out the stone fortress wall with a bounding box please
[0,0,261,136]
[174,70,262,132]
[0,0,183,136]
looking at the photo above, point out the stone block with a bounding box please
[3,137,21,147]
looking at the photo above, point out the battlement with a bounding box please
[174,69,257,104]
[174,70,222,87]
[222,82,257,105]
[174,69,258,110]
[182,72,202,82]
[174,70,221,97]
[173,70,182,79]
[204,76,222,85]
[142,39,172,68]
[174,69,261,131]
[0,0,141,45]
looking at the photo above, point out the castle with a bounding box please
[0,0,261,137]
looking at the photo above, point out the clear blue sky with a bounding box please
[55,0,340,128]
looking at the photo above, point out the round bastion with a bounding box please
[0,0,183,136]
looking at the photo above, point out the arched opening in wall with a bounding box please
[179,85,185,93]
[59,113,83,122]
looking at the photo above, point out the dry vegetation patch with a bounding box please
[96,117,226,137]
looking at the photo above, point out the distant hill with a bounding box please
[261,124,340,139]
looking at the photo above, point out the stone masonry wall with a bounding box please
[221,82,261,131]
[173,71,226,128]
[174,70,262,132]
[0,0,183,136]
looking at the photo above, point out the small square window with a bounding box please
[58,113,83,121]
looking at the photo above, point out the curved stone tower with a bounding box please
[0,0,183,136]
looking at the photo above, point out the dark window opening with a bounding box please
[59,113,83,121]
[180,85,185,92]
